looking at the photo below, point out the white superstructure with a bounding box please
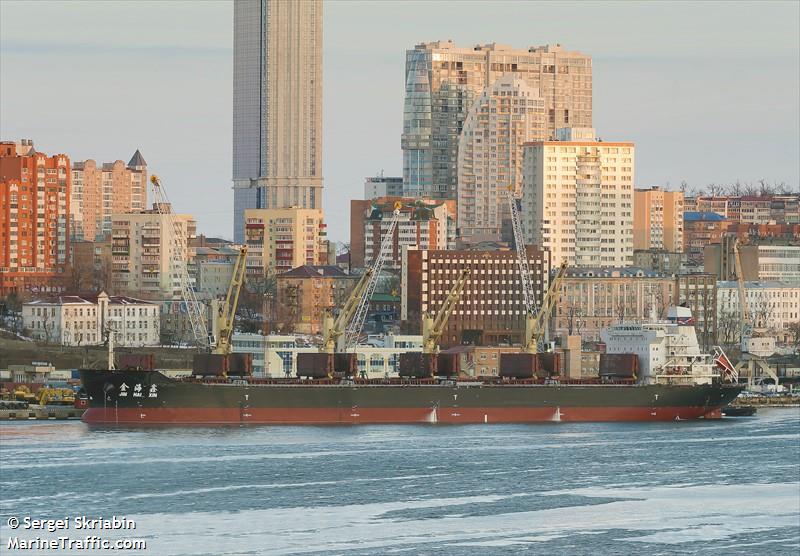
[601,306,726,385]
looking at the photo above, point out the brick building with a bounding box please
[275,265,357,334]
[402,245,550,348]
[0,140,71,296]
[683,211,729,262]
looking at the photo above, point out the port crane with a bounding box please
[422,270,470,354]
[321,202,403,353]
[506,188,567,353]
[732,239,777,387]
[149,175,209,349]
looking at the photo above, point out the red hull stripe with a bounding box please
[83,406,723,425]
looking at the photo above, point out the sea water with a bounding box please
[1,408,798,555]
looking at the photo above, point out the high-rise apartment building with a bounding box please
[232,0,323,243]
[110,206,196,300]
[71,150,147,241]
[521,129,635,267]
[364,174,403,200]
[633,186,684,252]
[243,208,328,276]
[0,140,70,295]
[457,75,546,243]
[402,41,592,200]
[349,197,456,270]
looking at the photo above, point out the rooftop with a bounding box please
[684,211,727,222]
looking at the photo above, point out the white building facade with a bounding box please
[522,129,634,267]
[717,281,800,343]
[23,292,160,347]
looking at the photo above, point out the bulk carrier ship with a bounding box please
[79,308,743,425]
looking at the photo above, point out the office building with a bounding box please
[364,174,403,200]
[457,75,546,243]
[402,41,592,199]
[70,150,147,241]
[232,0,323,243]
[402,245,550,348]
[0,140,70,295]
[521,129,634,267]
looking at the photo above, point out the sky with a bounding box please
[1,0,798,243]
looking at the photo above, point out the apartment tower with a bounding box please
[522,128,634,267]
[232,0,323,243]
[0,140,71,295]
[402,41,592,200]
[633,186,684,252]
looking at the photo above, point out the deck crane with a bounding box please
[321,202,404,353]
[506,188,567,354]
[210,247,248,355]
[149,175,209,349]
[422,270,470,354]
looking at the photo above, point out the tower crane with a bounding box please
[523,261,568,353]
[422,270,470,354]
[507,189,538,319]
[149,175,209,349]
[321,202,403,353]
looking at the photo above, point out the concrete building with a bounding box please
[70,151,147,241]
[757,244,800,283]
[232,0,323,243]
[632,249,684,275]
[633,186,684,251]
[70,238,112,293]
[243,207,328,276]
[717,281,800,343]
[457,75,546,243]
[22,291,160,347]
[522,130,634,267]
[402,41,591,200]
[554,268,718,347]
[364,174,403,200]
[110,205,197,300]
[194,246,241,300]
[350,197,456,271]
[0,140,70,295]
[685,194,799,224]
[703,236,759,281]
[683,211,729,262]
[402,245,550,348]
[275,265,357,334]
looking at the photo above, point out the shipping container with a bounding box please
[599,353,639,379]
[228,353,253,376]
[118,354,155,371]
[499,353,538,378]
[296,353,334,379]
[398,352,437,378]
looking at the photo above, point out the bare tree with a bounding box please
[726,180,743,196]
[788,321,800,353]
[717,310,741,350]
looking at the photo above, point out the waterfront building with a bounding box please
[521,129,634,267]
[70,151,147,242]
[401,245,550,348]
[350,197,456,271]
[457,75,546,244]
[402,41,591,199]
[110,206,197,300]
[717,281,800,343]
[364,174,403,200]
[243,207,328,276]
[633,186,684,252]
[22,291,160,347]
[0,140,70,295]
[232,0,323,243]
